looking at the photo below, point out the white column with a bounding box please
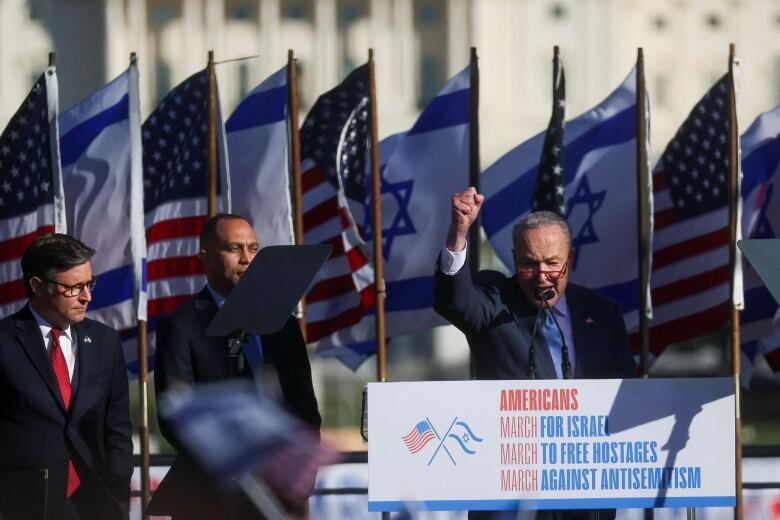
[103,0,128,81]
[127,0,150,116]
[314,0,338,91]
[258,0,282,78]
[182,0,205,75]
[447,0,470,76]
[389,0,415,131]
[204,0,225,53]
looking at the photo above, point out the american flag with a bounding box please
[143,69,229,334]
[532,53,565,215]
[402,420,436,454]
[643,74,738,356]
[299,65,375,344]
[0,69,64,318]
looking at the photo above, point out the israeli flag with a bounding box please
[226,66,293,247]
[316,66,472,368]
[481,68,649,332]
[59,64,146,373]
[739,105,780,382]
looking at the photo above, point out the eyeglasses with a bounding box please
[515,260,570,281]
[41,277,98,297]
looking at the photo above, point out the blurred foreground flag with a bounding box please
[159,382,337,507]
[313,65,472,369]
[143,69,230,356]
[59,63,146,374]
[482,68,648,335]
[646,73,740,358]
[227,66,293,247]
[0,67,65,318]
[739,104,780,383]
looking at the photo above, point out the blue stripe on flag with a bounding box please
[592,278,639,313]
[483,105,635,236]
[742,286,778,323]
[225,86,286,133]
[407,89,469,136]
[89,264,134,310]
[742,137,780,198]
[60,94,129,168]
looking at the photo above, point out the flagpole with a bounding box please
[287,49,308,340]
[727,42,743,520]
[48,52,55,67]
[469,47,480,380]
[127,51,151,520]
[368,49,387,383]
[207,50,218,218]
[635,48,651,378]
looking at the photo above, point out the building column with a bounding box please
[182,0,205,75]
[258,0,282,78]
[447,0,470,76]
[314,0,338,91]
[390,0,415,127]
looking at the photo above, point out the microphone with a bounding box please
[541,295,572,379]
[224,331,247,377]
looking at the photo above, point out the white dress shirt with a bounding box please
[29,305,77,381]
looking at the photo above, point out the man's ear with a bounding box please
[198,249,209,268]
[29,277,44,297]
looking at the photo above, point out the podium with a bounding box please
[366,378,735,512]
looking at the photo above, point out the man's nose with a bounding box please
[79,285,93,302]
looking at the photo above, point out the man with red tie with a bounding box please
[0,234,132,519]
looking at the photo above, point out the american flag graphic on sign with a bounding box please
[0,69,64,318]
[299,64,375,344]
[402,420,436,454]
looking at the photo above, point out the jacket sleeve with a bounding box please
[103,332,133,513]
[433,259,505,335]
[153,315,194,448]
[609,300,637,378]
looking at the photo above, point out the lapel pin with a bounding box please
[83,335,92,343]
[585,318,595,324]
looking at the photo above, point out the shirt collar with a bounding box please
[206,284,227,308]
[28,303,73,340]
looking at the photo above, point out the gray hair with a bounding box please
[512,211,572,251]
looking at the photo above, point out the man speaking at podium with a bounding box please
[434,188,634,519]
[151,214,321,519]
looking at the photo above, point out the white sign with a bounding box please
[368,378,735,512]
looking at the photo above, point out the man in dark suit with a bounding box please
[434,188,634,519]
[0,234,132,520]
[151,213,321,519]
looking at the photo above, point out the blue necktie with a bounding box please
[541,308,564,379]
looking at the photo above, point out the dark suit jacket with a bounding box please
[150,286,321,518]
[434,266,635,380]
[0,305,132,520]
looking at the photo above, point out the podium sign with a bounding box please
[367,378,735,512]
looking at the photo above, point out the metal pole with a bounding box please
[635,48,651,378]
[368,49,387,383]
[727,42,743,520]
[468,46,480,380]
[48,52,55,67]
[207,50,218,218]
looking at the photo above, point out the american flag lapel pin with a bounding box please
[83,335,92,344]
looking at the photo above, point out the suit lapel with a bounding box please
[14,306,68,414]
[69,321,99,420]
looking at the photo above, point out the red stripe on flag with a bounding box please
[653,227,729,269]
[345,246,368,272]
[651,265,731,307]
[654,208,676,231]
[764,347,780,373]
[653,172,668,191]
[0,225,55,262]
[0,278,26,305]
[146,216,206,245]
[338,208,351,230]
[148,294,194,318]
[644,304,730,356]
[307,274,355,303]
[305,285,375,342]
[303,197,338,231]
[319,235,345,257]
[302,166,327,193]
[147,256,204,282]
[359,284,375,310]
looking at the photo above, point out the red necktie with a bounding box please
[50,328,80,497]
